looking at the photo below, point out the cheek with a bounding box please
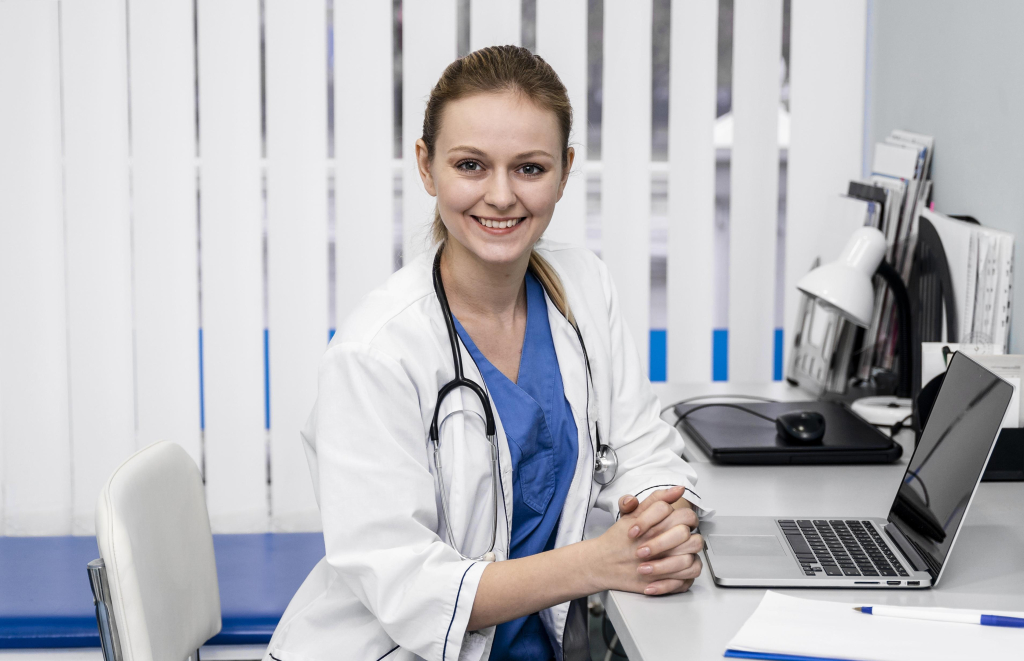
[436,175,480,213]
[516,180,560,216]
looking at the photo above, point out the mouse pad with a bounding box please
[673,400,902,465]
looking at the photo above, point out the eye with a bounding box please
[519,163,545,177]
[456,160,482,172]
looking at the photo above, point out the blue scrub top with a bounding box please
[453,271,579,661]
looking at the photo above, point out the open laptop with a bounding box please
[700,352,1013,588]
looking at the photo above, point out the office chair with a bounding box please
[88,441,222,661]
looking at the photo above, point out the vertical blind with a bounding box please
[0,0,866,535]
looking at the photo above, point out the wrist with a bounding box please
[576,538,610,594]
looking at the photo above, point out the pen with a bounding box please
[854,606,1024,628]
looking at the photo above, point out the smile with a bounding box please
[473,216,525,230]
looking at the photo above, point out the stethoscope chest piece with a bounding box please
[594,443,618,486]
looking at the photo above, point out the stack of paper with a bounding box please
[855,131,936,378]
[726,591,1023,661]
[922,209,1015,350]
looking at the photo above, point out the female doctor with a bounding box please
[266,46,709,661]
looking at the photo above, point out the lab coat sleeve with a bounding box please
[312,341,488,661]
[590,260,713,519]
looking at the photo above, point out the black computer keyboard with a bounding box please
[778,519,910,578]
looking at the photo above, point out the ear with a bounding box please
[415,139,437,197]
[555,146,575,202]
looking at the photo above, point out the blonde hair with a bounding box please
[423,45,575,325]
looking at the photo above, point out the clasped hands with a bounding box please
[590,486,703,596]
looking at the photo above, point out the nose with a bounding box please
[483,170,517,212]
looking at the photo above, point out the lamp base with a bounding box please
[851,396,913,427]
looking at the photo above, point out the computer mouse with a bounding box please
[775,411,826,444]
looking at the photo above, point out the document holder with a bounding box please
[674,401,902,465]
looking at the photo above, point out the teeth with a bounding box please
[477,217,523,229]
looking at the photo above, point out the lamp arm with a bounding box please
[875,260,913,398]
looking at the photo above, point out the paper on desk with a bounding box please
[726,591,1023,661]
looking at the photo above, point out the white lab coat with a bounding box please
[265,240,708,661]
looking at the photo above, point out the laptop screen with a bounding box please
[887,352,1013,576]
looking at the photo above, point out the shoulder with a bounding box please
[533,238,613,307]
[533,239,610,288]
[331,250,438,352]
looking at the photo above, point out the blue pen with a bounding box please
[854,605,1024,628]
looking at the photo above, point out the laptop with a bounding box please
[700,352,1013,588]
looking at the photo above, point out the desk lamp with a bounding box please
[796,227,913,415]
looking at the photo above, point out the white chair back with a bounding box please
[95,441,221,661]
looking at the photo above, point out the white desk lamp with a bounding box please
[796,227,914,426]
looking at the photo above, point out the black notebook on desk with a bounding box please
[673,401,902,465]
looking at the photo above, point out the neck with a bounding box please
[440,240,530,322]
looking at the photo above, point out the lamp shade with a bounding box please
[796,227,886,328]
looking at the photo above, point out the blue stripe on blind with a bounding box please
[649,329,667,382]
[774,328,783,381]
[713,329,728,381]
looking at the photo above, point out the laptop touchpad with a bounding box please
[709,534,785,557]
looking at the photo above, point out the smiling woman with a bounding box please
[264,45,709,661]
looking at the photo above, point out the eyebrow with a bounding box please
[447,146,555,160]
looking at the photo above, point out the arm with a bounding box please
[467,487,703,630]
[312,343,488,661]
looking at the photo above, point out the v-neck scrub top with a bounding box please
[452,271,579,661]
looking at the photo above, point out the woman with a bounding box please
[266,46,709,661]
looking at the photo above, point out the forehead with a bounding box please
[436,91,562,154]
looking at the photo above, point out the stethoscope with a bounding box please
[429,248,619,561]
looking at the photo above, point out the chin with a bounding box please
[467,240,533,266]
[451,215,546,266]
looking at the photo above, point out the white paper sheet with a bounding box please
[727,591,1024,661]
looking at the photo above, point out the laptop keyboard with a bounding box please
[778,519,910,578]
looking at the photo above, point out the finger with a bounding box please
[664,555,704,582]
[664,578,696,595]
[626,500,676,540]
[642,578,685,596]
[642,558,703,594]
[636,523,691,558]
[643,533,703,563]
[637,508,699,542]
[618,495,639,516]
[637,550,703,579]
[631,486,686,517]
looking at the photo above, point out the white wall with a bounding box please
[869,0,1024,353]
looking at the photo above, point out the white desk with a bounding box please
[603,382,1024,661]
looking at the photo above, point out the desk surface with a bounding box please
[604,382,1024,661]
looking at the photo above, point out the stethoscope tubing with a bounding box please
[429,247,617,562]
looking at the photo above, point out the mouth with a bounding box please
[472,216,526,232]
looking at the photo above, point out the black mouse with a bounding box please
[775,411,826,444]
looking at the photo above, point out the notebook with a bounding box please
[725,591,1023,661]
